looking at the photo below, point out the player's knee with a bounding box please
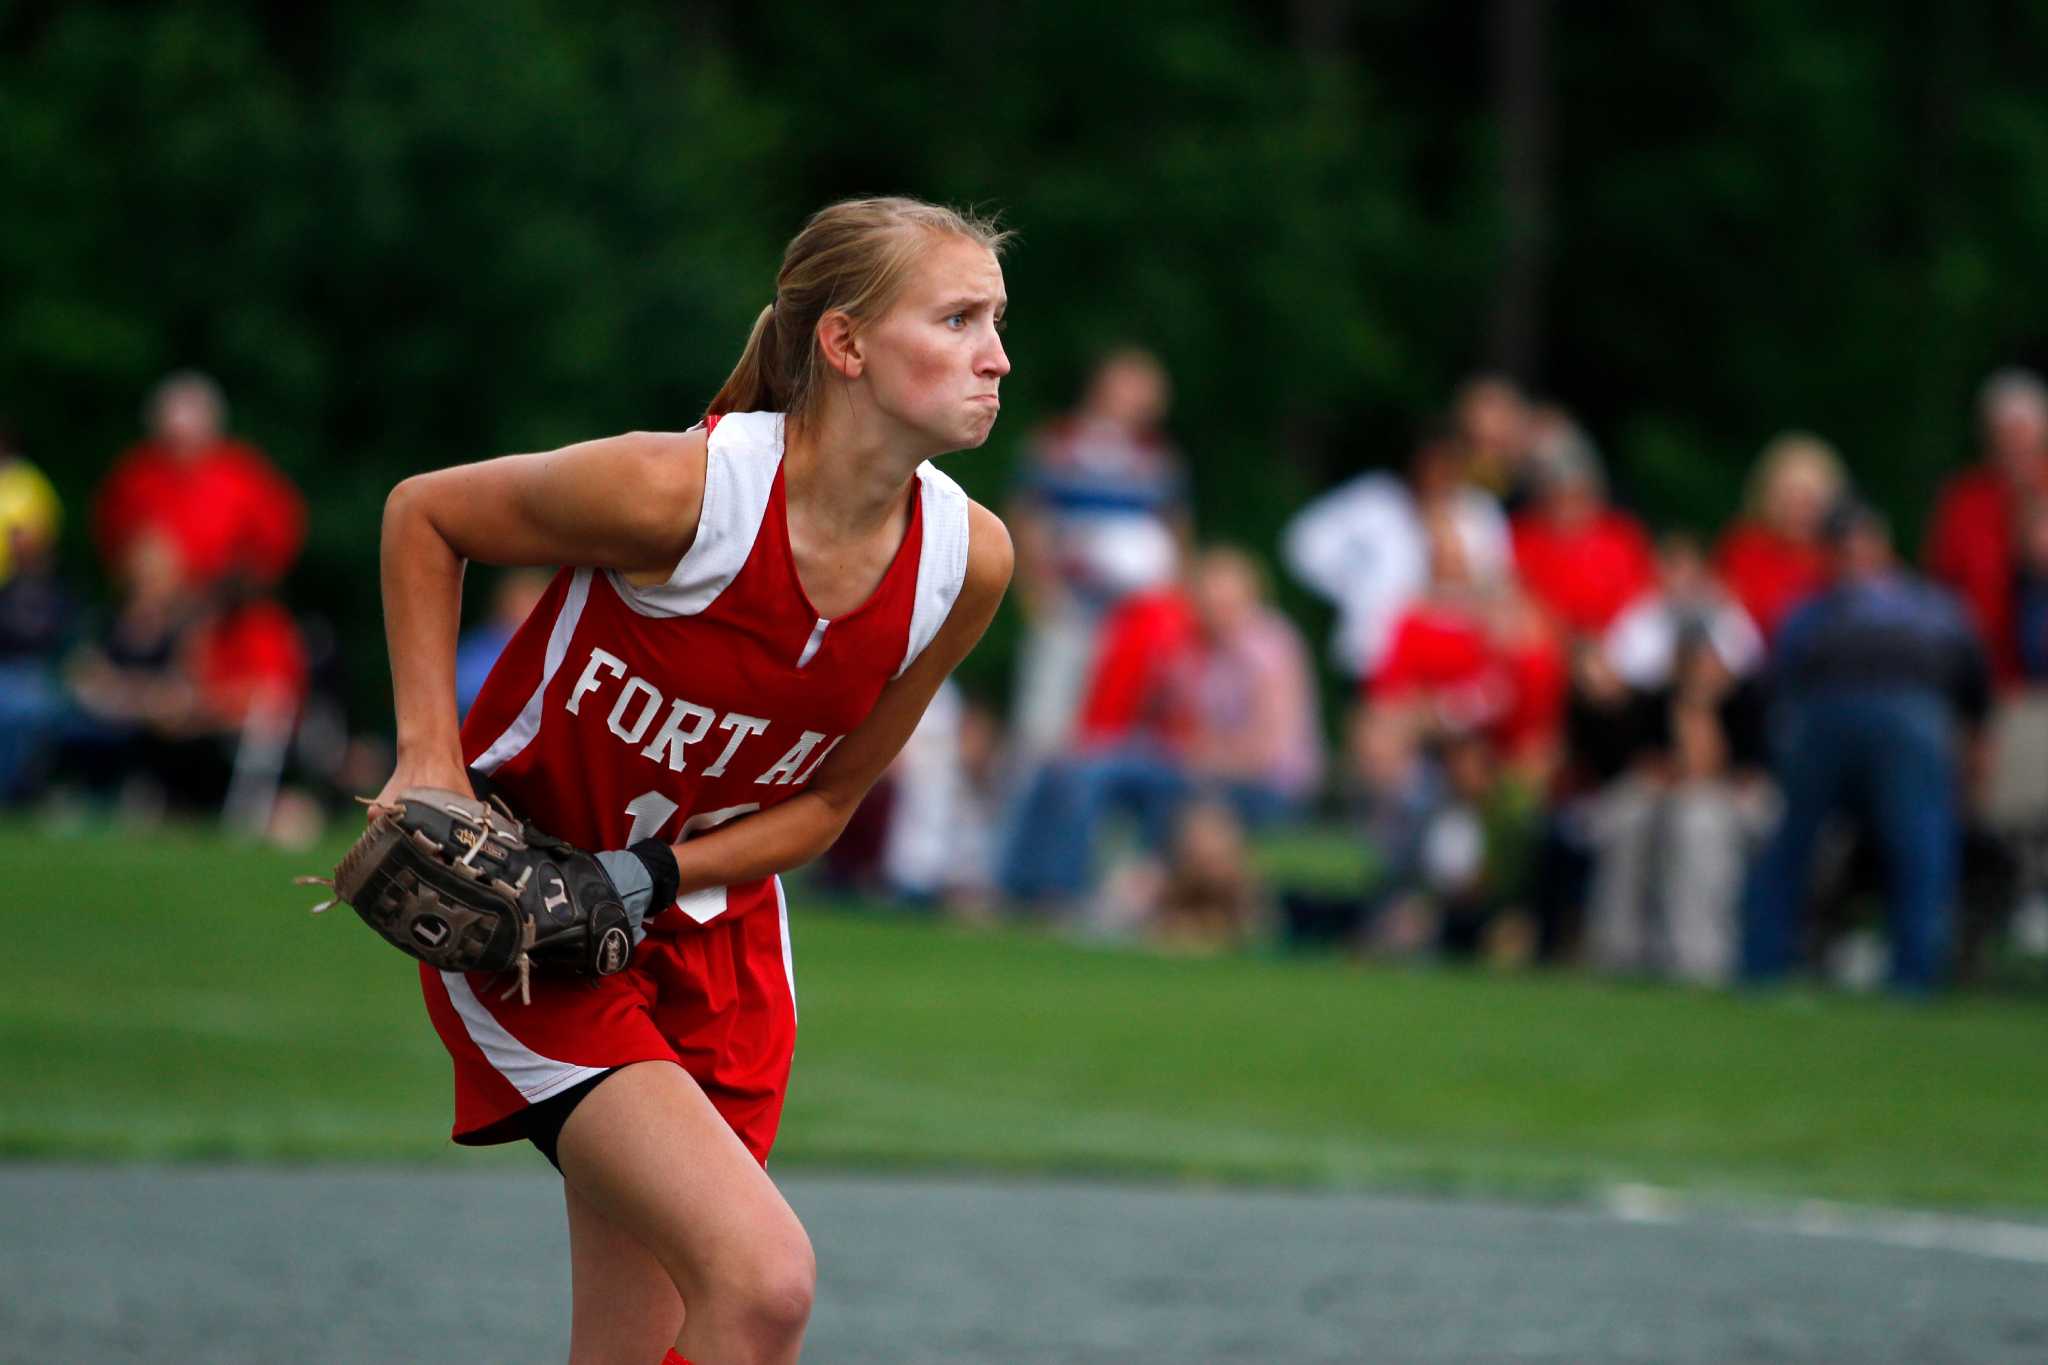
[722,1228,816,1347]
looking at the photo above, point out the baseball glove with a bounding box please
[298,788,634,1003]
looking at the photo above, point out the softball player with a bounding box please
[373,197,1013,1364]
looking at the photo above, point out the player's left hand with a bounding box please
[296,789,674,1002]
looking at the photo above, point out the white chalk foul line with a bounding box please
[1601,1183,2048,1267]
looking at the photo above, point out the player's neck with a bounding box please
[783,403,923,537]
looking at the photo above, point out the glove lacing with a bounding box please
[294,791,542,1003]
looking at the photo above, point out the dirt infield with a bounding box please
[4,1164,2045,1363]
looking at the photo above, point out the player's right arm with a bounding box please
[373,430,708,808]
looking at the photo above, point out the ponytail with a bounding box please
[703,197,1011,424]
[706,304,782,418]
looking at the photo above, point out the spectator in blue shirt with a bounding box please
[455,570,550,719]
[1742,501,1991,992]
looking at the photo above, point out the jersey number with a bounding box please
[622,790,762,845]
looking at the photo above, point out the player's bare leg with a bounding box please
[556,1060,814,1365]
[563,1182,686,1365]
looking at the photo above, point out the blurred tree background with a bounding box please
[5,0,2048,722]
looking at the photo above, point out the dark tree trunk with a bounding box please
[1488,0,1549,384]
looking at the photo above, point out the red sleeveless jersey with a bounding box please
[424,412,972,1158]
[458,410,972,928]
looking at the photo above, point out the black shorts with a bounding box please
[522,1067,622,1172]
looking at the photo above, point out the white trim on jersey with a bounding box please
[439,970,609,1103]
[774,875,797,1019]
[665,803,764,924]
[472,567,593,775]
[896,460,972,677]
[610,411,784,619]
[674,886,727,925]
[795,616,830,669]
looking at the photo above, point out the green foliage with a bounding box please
[7,822,2048,1210]
[1548,3,2048,546]
[5,3,2048,717]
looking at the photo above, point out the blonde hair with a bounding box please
[1744,430,1847,522]
[706,197,1011,423]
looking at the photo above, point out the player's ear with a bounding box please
[816,310,863,380]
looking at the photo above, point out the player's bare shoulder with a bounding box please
[598,428,710,585]
[963,499,1015,603]
[951,499,1015,632]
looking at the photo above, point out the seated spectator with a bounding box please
[0,442,77,802]
[1068,579,1200,750]
[1742,501,1991,993]
[996,582,1200,908]
[65,535,307,818]
[1300,566,1559,952]
[65,535,215,811]
[1604,532,1764,689]
[1526,640,1660,961]
[1283,417,1511,680]
[998,544,1321,910]
[1509,422,1657,640]
[1177,546,1322,826]
[94,371,307,596]
[1371,515,1567,773]
[1559,642,1660,798]
[1714,431,1845,642]
[191,596,308,728]
[1585,629,1775,984]
[457,569,551,717]
[1531,523,1753,961]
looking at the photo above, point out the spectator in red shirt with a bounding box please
[1372,515,1566,771]
[1373,561,1514,737]
[1714,431,1846,642]
[1075,548,1322,807]
[999,576,1200,906]
[79,373,310,824]
[1070,584,1200,748]
[190,597,309,725]
[999,547,1323,908]
[94,371,307,593]
[1509,423,1657,640]
[1925,368,2048,685]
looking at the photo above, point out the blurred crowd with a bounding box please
[835,354,2048,996]
[0,372,382,844]
[12,358,2048,994]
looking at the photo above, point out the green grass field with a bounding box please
[6,823,2047,1211]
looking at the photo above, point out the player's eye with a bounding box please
[994,314,1008,333]
[946,312,968,330]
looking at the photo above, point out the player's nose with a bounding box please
[979,332,1011,380]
